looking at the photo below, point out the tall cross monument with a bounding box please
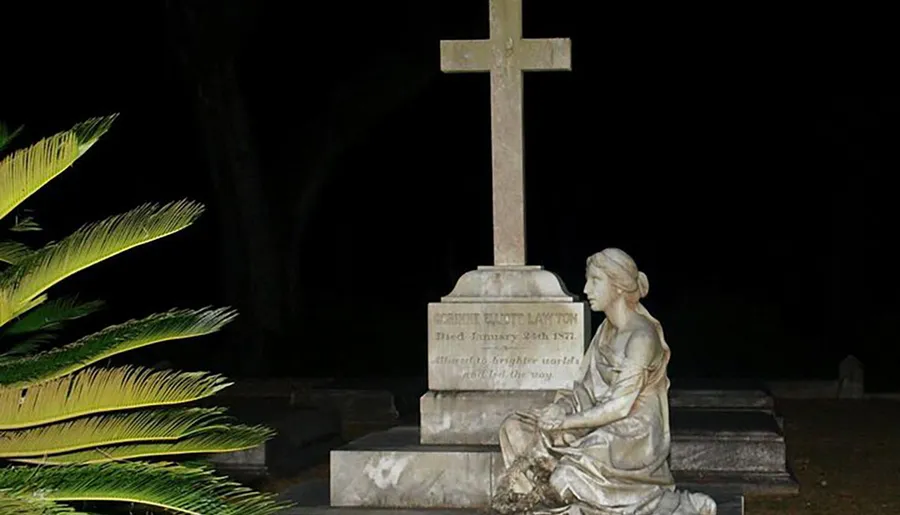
[322,3,593,511]
[440,0,572,266]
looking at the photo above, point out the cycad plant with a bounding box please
[0,116,291,514]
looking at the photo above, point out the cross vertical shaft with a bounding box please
[440,0,571,266]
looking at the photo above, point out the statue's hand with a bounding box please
[537,403,567,431]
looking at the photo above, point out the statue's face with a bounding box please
[584,265,615,312]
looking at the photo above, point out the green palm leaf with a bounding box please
[0,116,116,225]
[0,307,236,388]
[0,407,230,458]
[0,461,292,515]
[5,296,105,336]
[0,240,30,264]
[0,340,46,362]
[0,200,205,325]
[13,425,274,465]
[0,491,89,515]
[0,365,232,430]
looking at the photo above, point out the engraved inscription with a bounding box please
[427,303,587,390]
[431,312,579,326]
[435,330,576,343]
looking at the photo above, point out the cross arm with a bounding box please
[440,39,492,72]
[518,38,572,71]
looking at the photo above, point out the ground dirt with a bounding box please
[265,399,900,514]
[745,399,900,515]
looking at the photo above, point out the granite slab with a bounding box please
[329,424,793,507]
[280,478,744,514]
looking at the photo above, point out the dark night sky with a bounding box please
[3,2,899,390]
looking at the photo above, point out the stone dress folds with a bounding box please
[497,304,715,515]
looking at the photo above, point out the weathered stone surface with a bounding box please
[427,301,588,390]
[330,429,499,508]
[330,425,790,507]
[283,477,744,514]
[440,0,572,266]
[420,391,785,447]
[420,390,555,444]
[673,433,783,473]
[440,266,578,302]
[208,444,267,477]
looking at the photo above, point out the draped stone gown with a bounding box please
[497,305,715,515]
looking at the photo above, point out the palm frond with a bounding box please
[0,307,236,388]
[0,406,230,458]
[0,297,105,360]
[0,340,45,362]
[0,240,30,264]
[0,491,88,515]
[5,296,105,336]
[70,116,118,155]
[0,200,205,325]
[0,365,232,430]
[13,425,274,465]
[6,294,49,331]
[0,115,115,225]
[0,461,292,515]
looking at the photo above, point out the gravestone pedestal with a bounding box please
[312,266,606,511]
[281,268,752,514]
[424,265,589,452]
[333,266,592,510]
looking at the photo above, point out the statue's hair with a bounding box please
[586,248,649,305]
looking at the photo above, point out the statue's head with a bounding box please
[584,248,648,312]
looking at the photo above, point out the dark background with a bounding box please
[3,1,898,390]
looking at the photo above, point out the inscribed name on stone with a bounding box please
[427,303,587,390]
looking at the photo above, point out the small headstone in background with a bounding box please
[838,355,864,399]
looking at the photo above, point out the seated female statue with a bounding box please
[494,248,717,515]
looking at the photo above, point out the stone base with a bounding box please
[282,478,744,514]
[421,390,787,460]
[420,390,556,444]
[440,265,577,303]
[330,426,793,509]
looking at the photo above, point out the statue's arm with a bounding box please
[558,331,655,430]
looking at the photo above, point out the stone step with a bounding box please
[279,478,744,515]
[204,399,343,478]
[329,425,793,508]
[669,388,774,411]
[668,410,786,474]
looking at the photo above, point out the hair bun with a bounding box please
[637,271,649,298]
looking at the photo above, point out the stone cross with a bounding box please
[440,0,571,266]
